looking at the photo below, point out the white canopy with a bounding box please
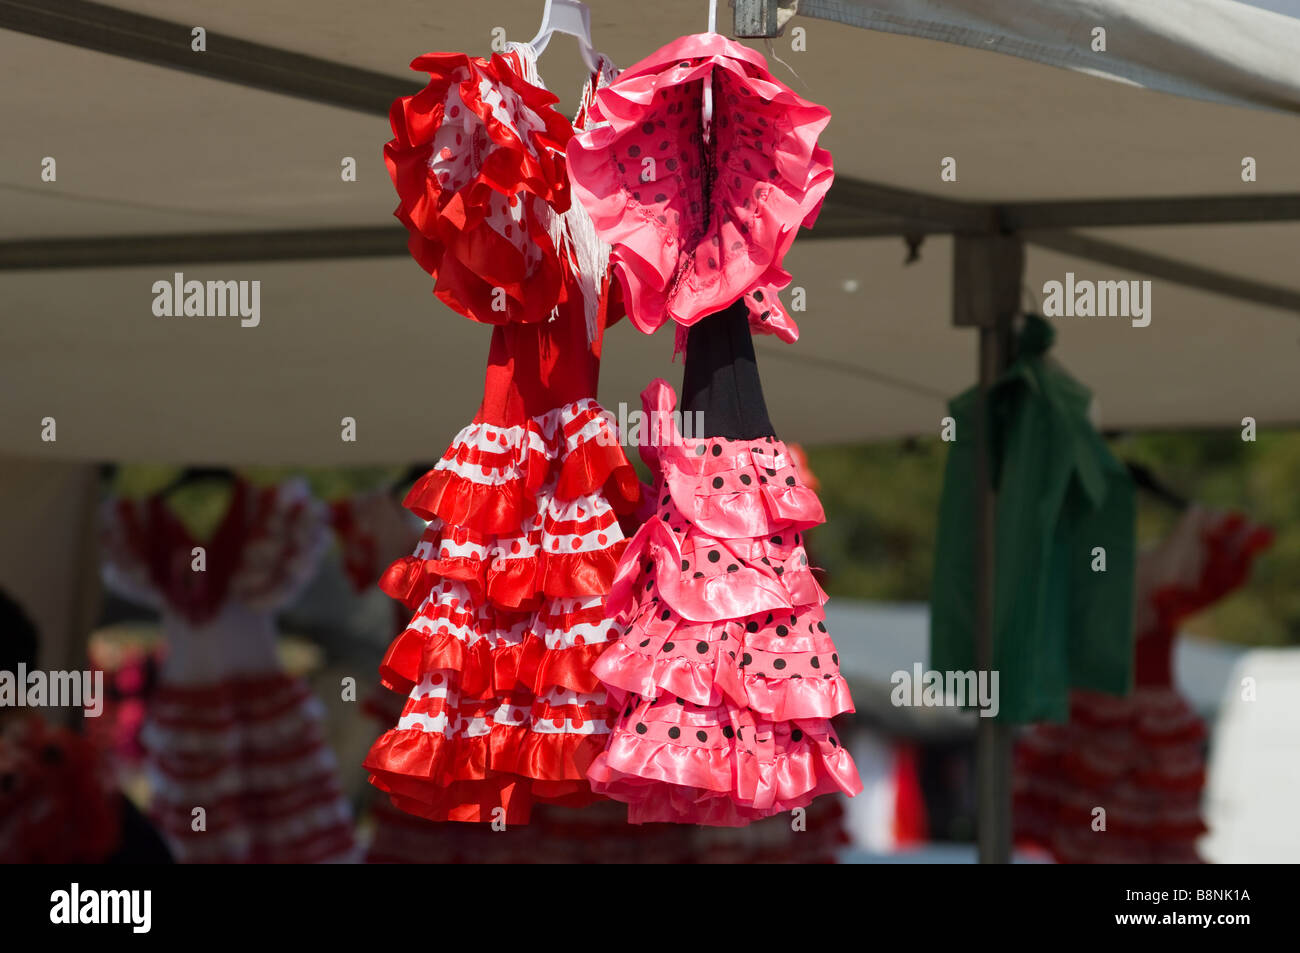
[2,0,1298,464]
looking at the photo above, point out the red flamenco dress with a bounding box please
[100,478,356,863]
[363,43,641,824]
[1014,506,1273,863]
[0,715,122,863]
[567,33,861,824]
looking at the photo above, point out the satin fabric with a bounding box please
[378,624,608,699]
[567,32,833,338]
[387,50,573,325]
[367,46,644,822]
[587,381,861,824]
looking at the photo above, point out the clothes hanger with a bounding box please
[702,0,718,143]
[529,0,600,73]
[1124,461,1190,511]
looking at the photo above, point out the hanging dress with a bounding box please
[1013,506,1272,863]
[363,44,641,824]
[100,477,355,863]
[567,33,861,825]
[0,714,123,863]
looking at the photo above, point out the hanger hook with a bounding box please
[701,0,719,142]
[529,0,600,73]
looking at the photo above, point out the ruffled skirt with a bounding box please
[1014,686,1208,863]
[142,672,355,863]
[586,381,861,824]
[361,687,848,859]
[364,398,640,823]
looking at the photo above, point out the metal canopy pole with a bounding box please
[734,0,782,37]
[953,233,1024,864]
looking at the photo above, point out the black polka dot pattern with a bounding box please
[597,431,854,816]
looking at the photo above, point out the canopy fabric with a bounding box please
[801,0,1300,115]
[2,0,1298,463]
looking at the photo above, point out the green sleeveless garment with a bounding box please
[929,315,1136,723]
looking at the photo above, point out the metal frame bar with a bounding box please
[1003,194,1300,230]
[8,221,1299,319]
[952,234,1023,864]
[0,227,407,270]
[0,0,414,114]
[1027,231,1300,313]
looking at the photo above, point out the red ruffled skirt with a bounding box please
[362,682,848,859]
[1014,686,1208,863]
[364,398,640,823]
[143,672,356,863]
[586,381,861,825]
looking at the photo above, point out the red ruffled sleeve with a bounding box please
[386,50,577,325]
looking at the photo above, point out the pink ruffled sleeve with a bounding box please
[567,33,832,342]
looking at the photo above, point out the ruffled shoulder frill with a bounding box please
[100,495,165,611]
[100,478,328,620]
[387,46,576,325]
[566,32,832,343]
[1147,508,1273,632]
[227,479,330,612]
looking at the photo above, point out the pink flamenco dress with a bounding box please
[99,477,356,863]
[362,43,642,826]
[1014,506,1273,863]
[567,32,861,825]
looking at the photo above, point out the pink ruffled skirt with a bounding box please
[588,381,861,824]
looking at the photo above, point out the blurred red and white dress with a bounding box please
[101,477,355,863]
[330,488,457,862]
[1014,507,1272,863]
[363,43,641,824]
[331,488,426,640]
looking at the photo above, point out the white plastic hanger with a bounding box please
[529,0,600,73]
[702,0,718,143]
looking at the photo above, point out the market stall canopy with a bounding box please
[2,0,1299,463]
